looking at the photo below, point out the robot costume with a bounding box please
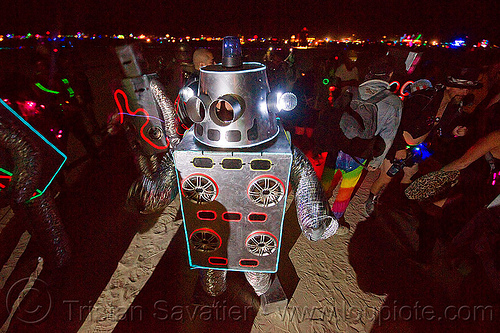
[115,44,181,214]
[115,37,339,312]
[0,99,70,269]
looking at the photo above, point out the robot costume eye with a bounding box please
[209,94,245,126]
[186,94,211,123]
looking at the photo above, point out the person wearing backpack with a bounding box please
[314,55,402,225]
[365,67,483,216]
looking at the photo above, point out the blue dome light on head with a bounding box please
[222,36,242,68]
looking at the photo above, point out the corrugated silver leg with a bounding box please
[244,271,272,296]
[127,154,178,214]
[0,115,71,268]
[198,269,227,296]
[290,146,339,241]
[150,78,181,149]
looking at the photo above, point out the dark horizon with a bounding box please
[1,0,499,43]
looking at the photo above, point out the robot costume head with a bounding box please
[184,36,296,148]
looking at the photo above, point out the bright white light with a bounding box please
[277,92,297,112]
[276,92,283,103]
[260,101,268,113]
[179,87,195,102]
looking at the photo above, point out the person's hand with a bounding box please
[367,165,378,172]
[394,149,407,160]
[452,126,468,137]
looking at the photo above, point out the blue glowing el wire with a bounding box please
[0,99,67,199]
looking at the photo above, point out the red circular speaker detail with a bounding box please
[189,228,222,252]
[181,173,219,204]
[245,231,278,257]
[247,175,285,207]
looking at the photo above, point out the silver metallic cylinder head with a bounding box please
[187,62,279,148]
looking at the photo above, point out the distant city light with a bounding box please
[451,39,466,47]
[0,31,496,52]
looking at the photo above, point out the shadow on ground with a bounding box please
[348,182,499,332]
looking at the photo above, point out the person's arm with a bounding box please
[368,98,403,170]
[442,130,500,171]
[402,130,429,146]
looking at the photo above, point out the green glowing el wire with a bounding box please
[35,82,60,94]
[0,167,13,176]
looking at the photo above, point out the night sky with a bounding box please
[1,0,499,42]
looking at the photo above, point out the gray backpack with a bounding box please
[339,87,391,140]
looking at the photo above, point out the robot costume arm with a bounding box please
[0,113,71,268]
[290,146,339,241]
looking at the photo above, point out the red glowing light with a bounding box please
[208,257,228,265]
[389,81,400,93]
[53,48,58,53]
[0,175,12,189]
[222,212,242,222]
[400,81,414,97]
[113,89,169,150]
[239,259,259,267]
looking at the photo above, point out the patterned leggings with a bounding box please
[321,151,366,219]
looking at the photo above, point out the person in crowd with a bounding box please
[365,67,483,215]
[405,124,500,262]
[263,48,287,91]
[175,48,214,132]
[335,49,359,95]
[313,55,402,227]
[284,47,297,90]
[29,49,100,159]
[465,60,500,142]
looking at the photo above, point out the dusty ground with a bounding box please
[252,172,386,333]
[73,171,386,333]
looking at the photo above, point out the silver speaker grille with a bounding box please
[190,228,221,252]
[245,232,278,256]
[247,176,284,207]
[181,174,218,204]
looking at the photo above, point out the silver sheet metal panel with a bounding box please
[174,128,292,273]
